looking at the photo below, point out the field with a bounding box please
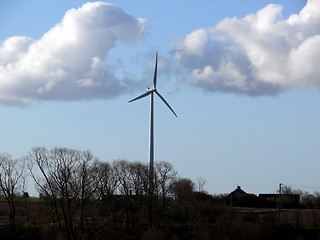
[1,197,320,239]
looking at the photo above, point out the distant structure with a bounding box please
[259,193,300,209]
[129,52,177,192]
[227,185,300,208]
[227,186,257,207]
[229,185,247,196]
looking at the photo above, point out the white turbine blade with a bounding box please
[153,52,158,89]
[129,91,152,103]
[155,90,177,117]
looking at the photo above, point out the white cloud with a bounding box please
[171,0,320,96]
[173,29,207,62]
[0,2,146,105]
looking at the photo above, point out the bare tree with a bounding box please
[113,159,133,196]
[74,151,99,233]
[154,161,176,199]
[0,153,24,230]
[27,147,64,231]
[154,161,177,225]
[27,147,82,240]
[129,161,149,195]
[96,161,118,198]
[196,177,207,193]
[112,160,142,232]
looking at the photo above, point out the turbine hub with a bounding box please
[146,87,156,92]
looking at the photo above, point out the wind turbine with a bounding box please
[129,52,177,192]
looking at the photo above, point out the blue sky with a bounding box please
[1,0,320,196]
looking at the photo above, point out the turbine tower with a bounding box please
[129,52,177,192]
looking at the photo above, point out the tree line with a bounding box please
[0,146,199,239]
[1,146,320,240]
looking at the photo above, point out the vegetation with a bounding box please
[1,147,320,239]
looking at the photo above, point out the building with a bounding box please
[227,186,258,207]
[259,194,300,208]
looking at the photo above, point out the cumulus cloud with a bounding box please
[0,2,146,105]
[171,0,320,96]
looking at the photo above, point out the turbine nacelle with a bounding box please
[146,87,155,92]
